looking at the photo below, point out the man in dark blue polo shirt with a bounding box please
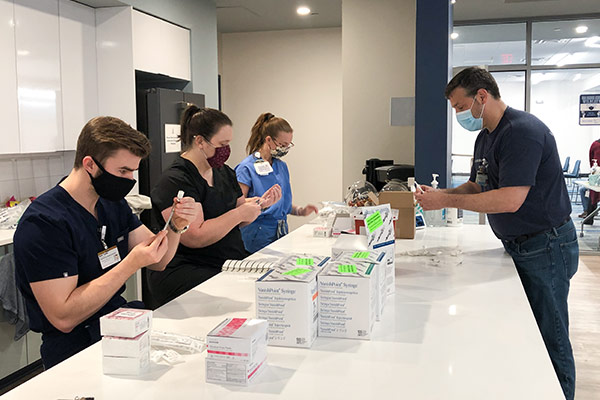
[14,116,199,369]
[415,67,578,400]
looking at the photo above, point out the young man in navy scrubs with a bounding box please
[14,116,199,369]
[415,67,578,400]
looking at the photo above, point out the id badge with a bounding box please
[476,172,488,186]
[254,160,273,176]
[98,246,121,270]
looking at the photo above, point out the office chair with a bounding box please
[562,156,570,173]
[564,160,581,201]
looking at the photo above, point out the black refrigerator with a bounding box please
[137,87,205,231]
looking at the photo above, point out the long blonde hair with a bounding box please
[246,113,293,155]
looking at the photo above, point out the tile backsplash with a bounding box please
[0,152,75,203]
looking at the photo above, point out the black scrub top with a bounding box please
[151,156,247,271]
[14,185,141,335]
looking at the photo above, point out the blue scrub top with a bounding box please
[235,154,293,252]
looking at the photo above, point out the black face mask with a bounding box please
[88,157,136,201]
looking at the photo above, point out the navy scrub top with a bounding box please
[14,185,141,336]
[469,106,571,240]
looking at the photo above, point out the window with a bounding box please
[532,19,600,66]
[452,23,526,67]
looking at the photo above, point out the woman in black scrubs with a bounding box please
[147,106,278,308]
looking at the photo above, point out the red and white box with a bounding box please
[206,318,268,363]
[101,330,150,358]
[100,308,152,338]
[205,355,267,386]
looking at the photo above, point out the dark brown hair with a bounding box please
[246,113,293,155]
[445,67,501,100]
[179,105,233,151]
[74,116,151,168]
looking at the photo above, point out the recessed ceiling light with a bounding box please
[575,25,588,34]
[451,0,456,4]
[450,32,459,40]
[297,6,311,16]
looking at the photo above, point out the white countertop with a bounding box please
[0,229,14,247]
[0,224,564,399]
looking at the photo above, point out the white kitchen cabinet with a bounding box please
[96,6,136,126]
[132,10,191,81]
[59,0,98,151]
[14,0,63,153]
[0,0,20,155]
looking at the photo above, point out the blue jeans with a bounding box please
[502,219,578,400]
[579,186,590,212]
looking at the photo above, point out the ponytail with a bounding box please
[179,105,232,151]
[246,113,293,155]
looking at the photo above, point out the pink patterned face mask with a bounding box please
[205,143,231,168]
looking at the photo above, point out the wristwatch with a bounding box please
[169,220,189,234]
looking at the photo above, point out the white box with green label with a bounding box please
[330,249,387,321]
[317,259,377,340]
[255,254,330,348]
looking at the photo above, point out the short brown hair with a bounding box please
[445,67,501,100]
[246,113,293,155]
[74,116,151,168]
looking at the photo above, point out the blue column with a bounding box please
[415,0,452,188]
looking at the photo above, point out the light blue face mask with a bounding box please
[456,98,485,131]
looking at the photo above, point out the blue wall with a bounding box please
[415,0,453,188]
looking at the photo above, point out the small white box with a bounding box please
[318,259,377,340]
[206,318,268,363]
[206,355,267,386]
[330,250,387,321]
[102,330,150,358]
[103,351,149,376]
[256,255,329,348]
[100,308,152,338]
[332,234,396,297]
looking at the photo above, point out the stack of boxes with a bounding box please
[205,318,268,386]
[100,308,153,375]
[318,256,378,340]
[255,254,330,348]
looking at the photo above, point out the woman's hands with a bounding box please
[259,184,282,209]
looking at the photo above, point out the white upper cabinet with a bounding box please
[132,10,191,81]
[14,0,63,153]
[59,0,98,151]
[0,0,20,154]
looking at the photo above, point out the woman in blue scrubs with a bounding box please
[235,113,318,253]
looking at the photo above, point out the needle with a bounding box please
[163,190,184,231]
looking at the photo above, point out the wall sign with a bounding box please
[580,94,600,126]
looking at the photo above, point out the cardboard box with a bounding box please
[102,330,150,358]
[206,355,267,386]
[378,191,416,239]
[330,249,387,321]
[255,255,329,348]
[206,318,268,363]
[100,308,152,338]
[318,259,377,340]
[103,351,149,376]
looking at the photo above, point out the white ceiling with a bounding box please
[215,0,600,33]
[216,0,341,33]
[454,0,600,22]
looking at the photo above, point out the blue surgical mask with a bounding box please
[456,98,485,131]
